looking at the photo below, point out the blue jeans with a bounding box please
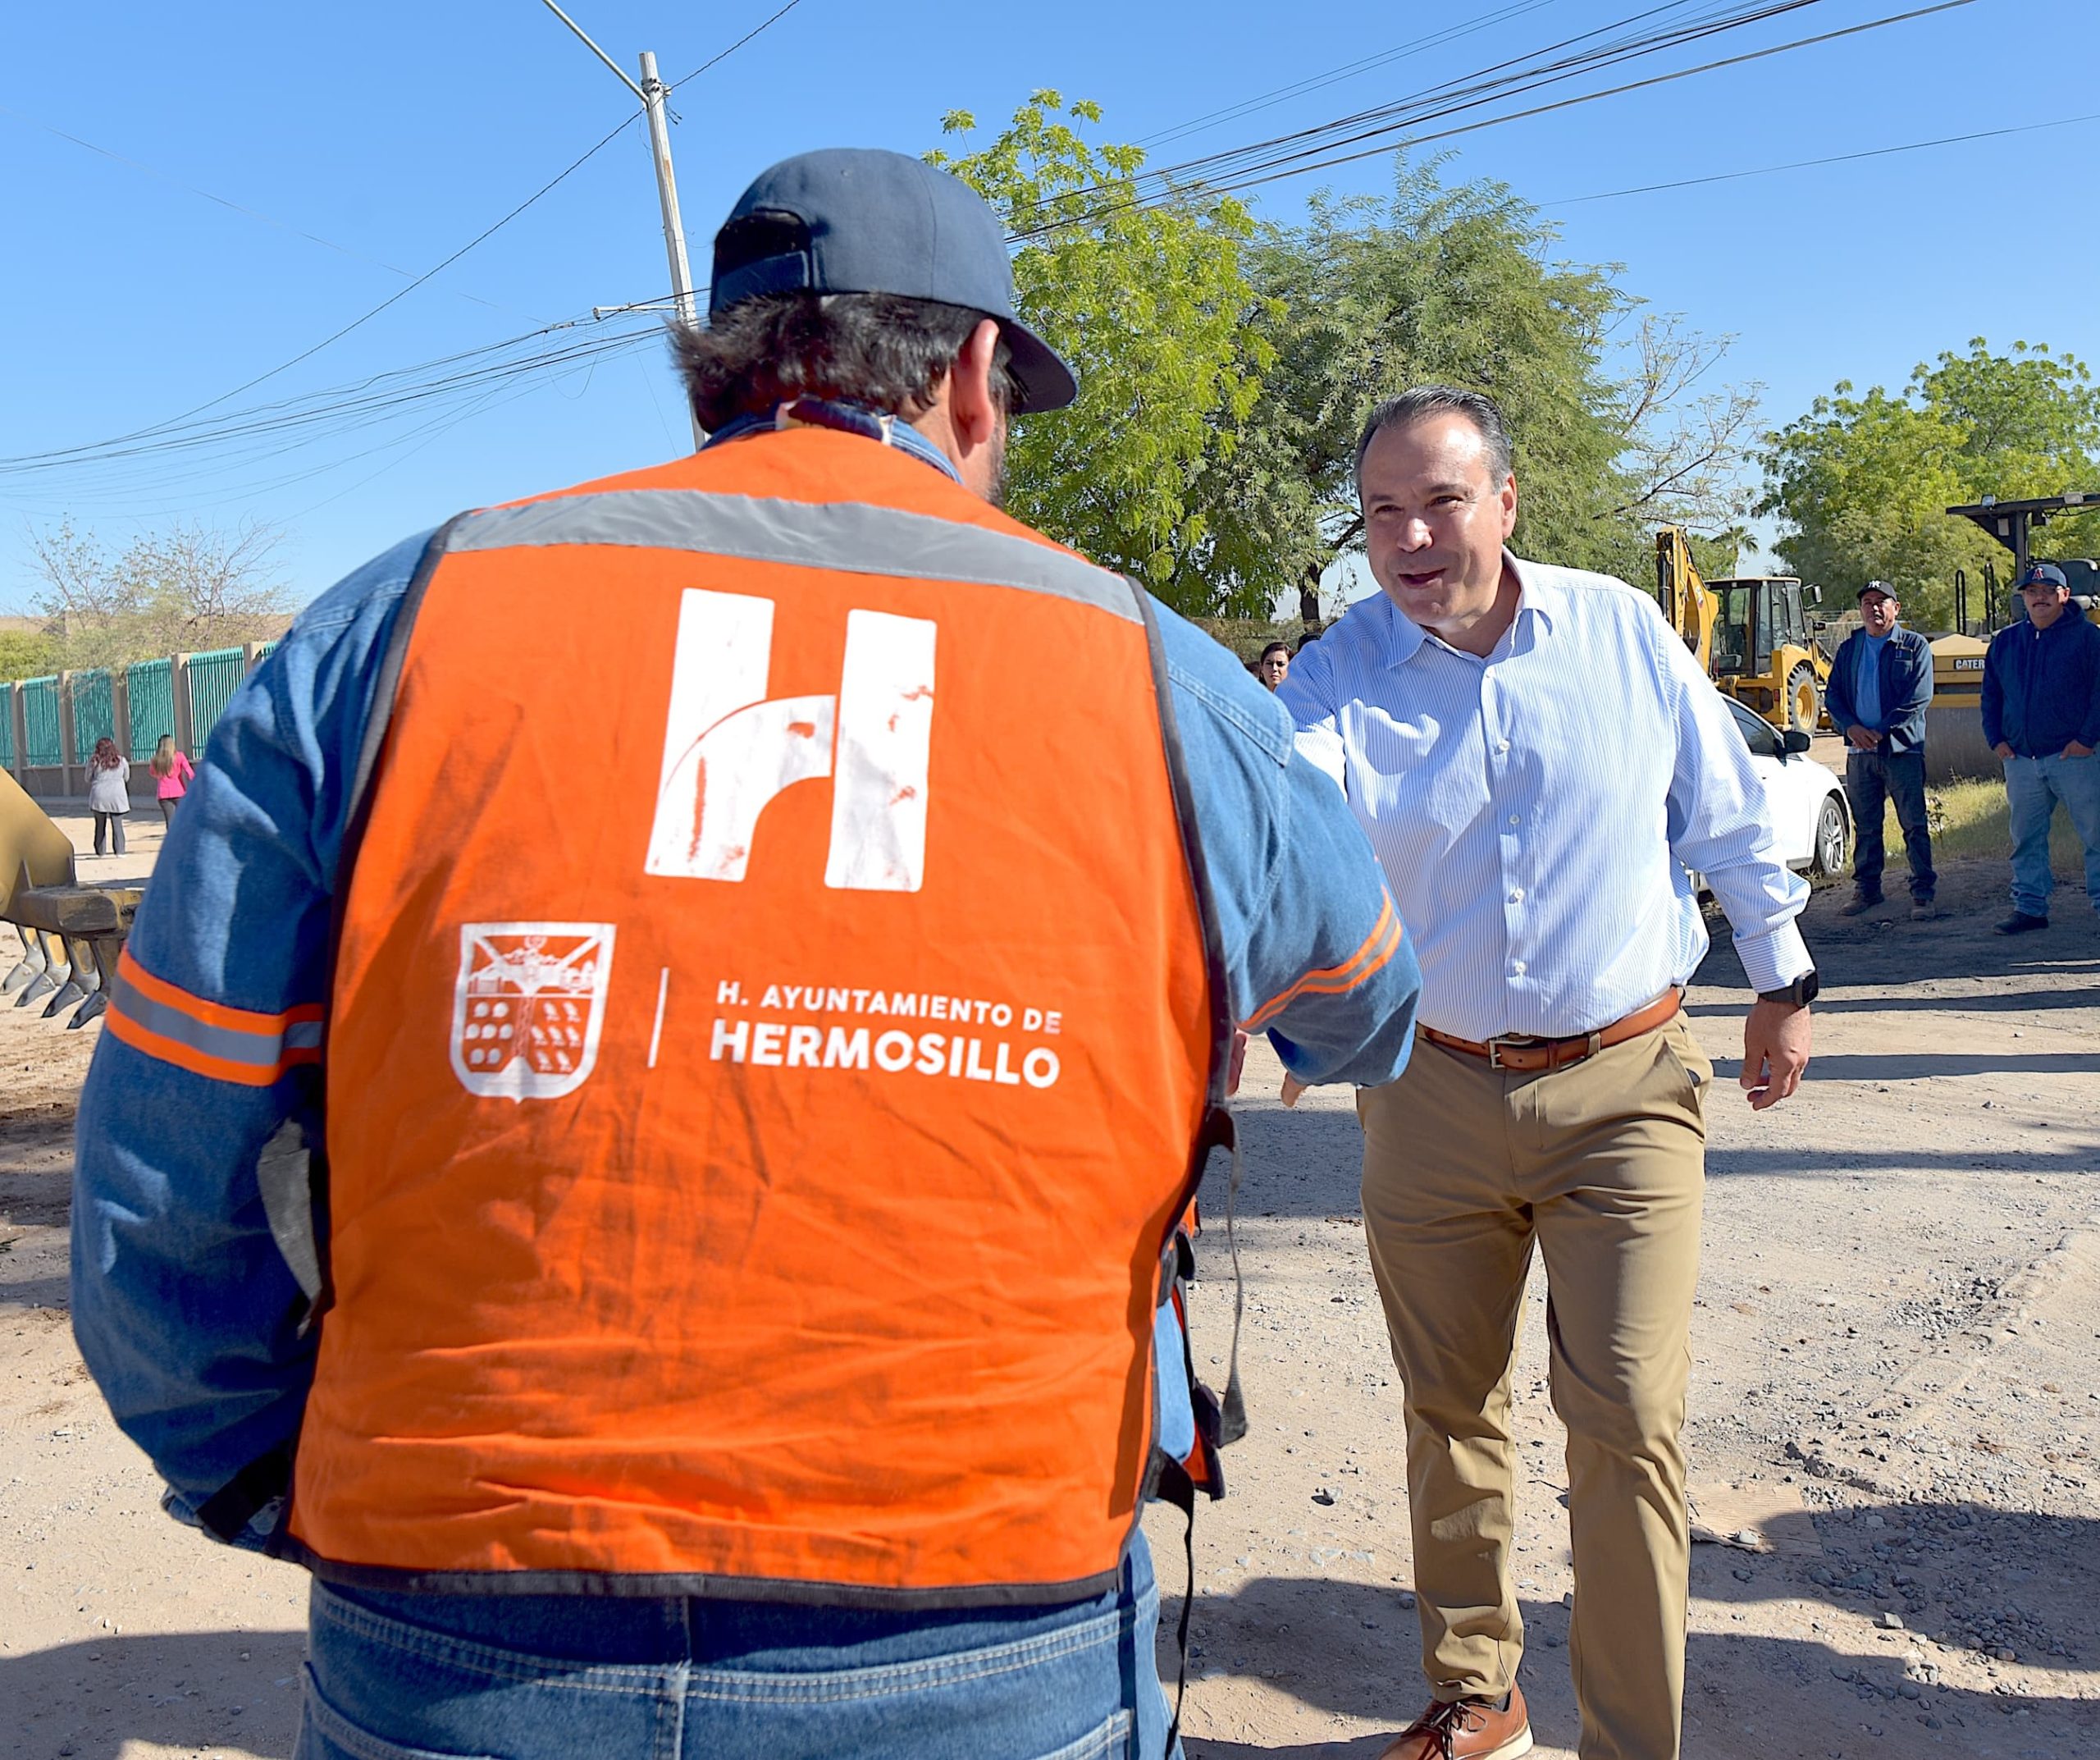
[298,1537,1178,1760]
[2006,752,2100,917]
[1846,748,1934,901]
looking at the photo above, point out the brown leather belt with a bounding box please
[1420,990,1682,1072]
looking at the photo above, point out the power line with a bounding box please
[131,113,644,437]
[0,336,662,518]
[1137,0,1787,180]
[1212,0,1979,195]
[1135,0,1568,150]
[84,71,2061,502]
[669,0,807,87]
[1539,109,2100,205]
[1009,0,1974,240]
[21,0,811,490]
[0,315,618,469]
[1006,0,1829,235]
[0,313,652,471]
[0,310,669,494]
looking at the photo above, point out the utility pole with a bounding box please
[540,2,705,448]
[637,53,699,336]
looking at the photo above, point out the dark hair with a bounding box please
[1354,386,1513,496]
[673,292,1020,434]
[92,736,121,769]
[1258,642,1290,663]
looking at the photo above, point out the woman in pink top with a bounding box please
[149,735,195,825]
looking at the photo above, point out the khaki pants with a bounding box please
[1358,1020,1711,1760]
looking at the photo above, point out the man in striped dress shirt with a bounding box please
[1278,386,1815,1760]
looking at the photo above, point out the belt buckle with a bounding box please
[1484,1035,1532,1071]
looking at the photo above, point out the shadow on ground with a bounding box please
[4,1627,306,1760]
[1214,1101,2099,1222]
[1175,1499,2098,1758]
[1728,1052,2096,1081]
[1687,985,2095,1018]
[1694,859,2100,994]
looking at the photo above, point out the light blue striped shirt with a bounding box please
[1279,554,1812,1041]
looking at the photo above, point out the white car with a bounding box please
[1717,693,1851,879]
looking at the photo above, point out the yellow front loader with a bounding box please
[1653,527,1830,734]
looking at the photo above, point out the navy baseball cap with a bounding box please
[2021,562,2069,591]
[708,148,1077,414]
[1857,580,1896,601]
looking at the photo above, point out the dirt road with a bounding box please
[1160,857,2099,1759]
[3,853,2095,1759]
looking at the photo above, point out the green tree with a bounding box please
[0,629,57,681]
[1919,337,2100,467]
[1760,339,2100,629]
[1185,162,1758,616]
[930,94,1270,603]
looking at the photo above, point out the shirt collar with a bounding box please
[703,397,966,486]
[1378,549,1554,668]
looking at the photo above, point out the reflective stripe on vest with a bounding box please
[292,429,1221,1603]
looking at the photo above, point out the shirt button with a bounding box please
[1511,960,1527,976]
[1508,814,1521,827]
[1510,888,1525,903]
[1497,740,1511,755]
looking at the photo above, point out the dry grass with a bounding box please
[1883,778,2089,869]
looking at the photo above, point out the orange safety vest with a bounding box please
[290,427,1230,1603]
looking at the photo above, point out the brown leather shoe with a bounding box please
[1376,1685,1533,1760]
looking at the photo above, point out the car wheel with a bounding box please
[1787,663,1821,735]
[1810,791,1849,879]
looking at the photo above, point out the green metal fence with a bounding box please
[71,669,116,761]
[185,647,248,748]
[21,676,62,769]
[126,659,176,760]
[0,683,13,770]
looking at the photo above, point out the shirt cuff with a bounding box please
[158,1485,281,1552]
[1733,920,1813,994]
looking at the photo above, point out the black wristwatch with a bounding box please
[1756,969,1819,1007]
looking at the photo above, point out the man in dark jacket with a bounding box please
[1984,562,2100,933]
[1824,581,1936,918]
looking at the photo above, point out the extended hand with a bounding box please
[1232,1029,1308,1106]
[1742,999,1811,1111]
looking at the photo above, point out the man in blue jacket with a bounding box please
[1984,561,2100,934]
[1824,581,1936,919]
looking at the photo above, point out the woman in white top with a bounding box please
[86,736,130,856]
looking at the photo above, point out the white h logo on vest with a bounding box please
[646,587,937,891]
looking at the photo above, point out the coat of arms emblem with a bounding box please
[450,921,616,1100]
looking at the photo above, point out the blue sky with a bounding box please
[4,0,2094,608]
